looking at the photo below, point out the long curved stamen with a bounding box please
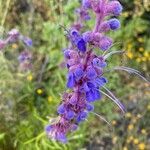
[113,66,150,83]
[91,112,112,128]
[100,90,126,113]
[104,50,125,60]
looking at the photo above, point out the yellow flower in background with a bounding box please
[48,96,53,103]
[127,136,133,143]
[138,143,146,150]
[12,43,18,49]
[147,105,150,110]
[112,136,118,144]
[133,138,139,145]
[125,112,132,118]
[122,12,129,18]
[136,58,142,63]
[137,114,142,119]
[141,129,147,135]
[144,52,149,58]
[137,37,144,43]
[132,118,137,124]
[123,146,128,150]
[112,120,117,126]
[139,47,144,52]
[127,51,134,59]
[127,43,132,50]
[128,124,134,130]
[37,89,43,95]
[142,57,147,62]
[27,74,33,81]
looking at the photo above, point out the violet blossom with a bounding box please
[46,0,149,143]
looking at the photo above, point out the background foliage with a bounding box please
[0,0,149,150]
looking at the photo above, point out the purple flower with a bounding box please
[57,104,65,114]
[77,38,87,52]
[86,88,101,102]
[46,0,125,143]
[77,111,88,122]
[86,103,94,111]
[67,72,76,88]
[66,110,75,120]
[86,66,97,79]
[74,67,84,81]
[56,133,67,143]
[108,18,120,30]
[23,37,33,47]
[95,77,108,87]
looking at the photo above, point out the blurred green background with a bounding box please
[0,0,149,150]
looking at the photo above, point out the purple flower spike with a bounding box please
[46,0,125,143]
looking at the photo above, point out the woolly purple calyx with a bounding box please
[7,29,20,43]
[8,29,20,37]
[18,50,32,63]
[67,58,79,66]
[99,36,113,51]
[69,93,78,105]
[76,8,91,21]
[106,1,123,16]
[0,40,6,50]
[99,21,111,32]
[82,31,92,42]
[82,0,92,9]
[90,0,101,13]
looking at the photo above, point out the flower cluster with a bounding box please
[0,29,32,71]
[45,0,125,143]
